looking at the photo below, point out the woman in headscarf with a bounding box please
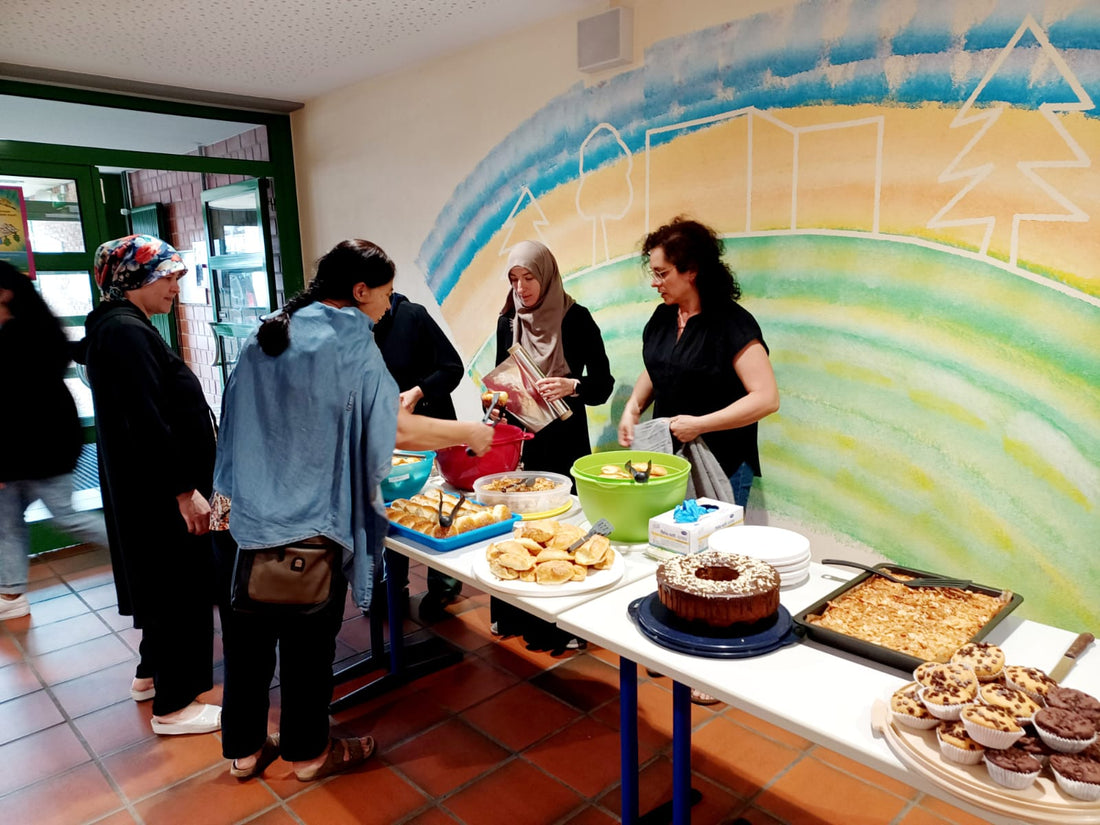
[490,240,613,645]
[76,234,221,735]
[495,240,614,478]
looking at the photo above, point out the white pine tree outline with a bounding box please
[927,15,1093,266]
[498,186,550,256]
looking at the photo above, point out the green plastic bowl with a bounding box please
[570,451,691,543]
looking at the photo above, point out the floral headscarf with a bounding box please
[93,235,186,302]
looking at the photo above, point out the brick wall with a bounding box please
[126,125,277,415]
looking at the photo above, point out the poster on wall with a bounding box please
[0,186,35,279]
[178,245,209,305]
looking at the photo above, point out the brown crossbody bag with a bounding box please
[231,536,340,614]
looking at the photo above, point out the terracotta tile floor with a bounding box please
[0,543,997,825]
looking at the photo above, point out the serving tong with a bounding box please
[565,518,614,553]
[466,391,504,456]
[437,491,467,528]
[821,559,972,589]
[625,460,652,483]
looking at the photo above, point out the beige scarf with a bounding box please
[501,240,575,378]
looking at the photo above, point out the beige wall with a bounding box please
[291,0,799,417]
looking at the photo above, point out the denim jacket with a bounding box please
[214,301,399,608]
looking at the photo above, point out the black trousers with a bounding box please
[213,530,347,762]
[136,599,215,717]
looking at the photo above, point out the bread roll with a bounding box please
[535,559,574,585]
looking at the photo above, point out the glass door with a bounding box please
[202,178,276,382]
[0,162,105,428]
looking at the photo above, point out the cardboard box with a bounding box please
[648,498,744,554]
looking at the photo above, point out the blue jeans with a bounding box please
[0,474,109,594]
[729,462,754,508]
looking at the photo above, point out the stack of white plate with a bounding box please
[707,525,812,588]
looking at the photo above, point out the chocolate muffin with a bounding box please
[983,748,1042,789]
[1046,687,1100,727]
[1015,734,1054,766]
[1050,754,1100,801]
[1033,706,1098,753]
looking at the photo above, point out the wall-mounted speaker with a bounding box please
[577,7,633,73]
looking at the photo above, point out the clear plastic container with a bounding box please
[472,471,572,515]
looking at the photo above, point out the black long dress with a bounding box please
[78,300,216,715]
[491,302,613,646]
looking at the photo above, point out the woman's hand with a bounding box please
[177,490,211,535]
[399,386,424,411]
[618,405,639,447]
[465,422,495,456]
[669,415,705,443]
[535,377,576,404]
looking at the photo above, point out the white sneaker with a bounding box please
[0,594,30,620]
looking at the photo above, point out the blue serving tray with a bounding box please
[387,511,521,552]
[628,592,797,658]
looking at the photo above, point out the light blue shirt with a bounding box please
[214,301,399,608]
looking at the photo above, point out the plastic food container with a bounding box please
[472,471,572,515]
[570,451,691,543]
[435,423,534,490]
[380,451,435,501]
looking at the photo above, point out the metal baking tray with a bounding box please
[791,563,1023,673]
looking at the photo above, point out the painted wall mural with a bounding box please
[418,0,1100,631]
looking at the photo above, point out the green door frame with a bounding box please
[0,78,305,299]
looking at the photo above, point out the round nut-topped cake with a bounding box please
[656,550,781,627]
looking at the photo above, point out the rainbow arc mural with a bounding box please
[419,0,1100,630]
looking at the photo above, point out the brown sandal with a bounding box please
[230,733,281,780]
[295,735,375,781]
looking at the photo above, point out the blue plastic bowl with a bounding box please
[381,451,435,501]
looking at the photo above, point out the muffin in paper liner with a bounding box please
[1050,756,1100,802]
[891,709,940,730]
[919,687,970,721]
[1002,665,1056,704]
[890,682,939,730]
[936,723,985,765]
[960,712,1025,750]
[982,753,1040,790]
[1034,726,1098,754]
[977,683,1041,726]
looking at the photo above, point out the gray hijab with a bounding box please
[501,240,575,378]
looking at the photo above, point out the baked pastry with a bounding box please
[890,682,938,729]
[978,683,1041,722]
[484,520,618,586]
[936,720,985,765]
[960,704,1024,749]
[1033,707,1098,753]
[804,576,1010,661]
[914,662,976,691]
[949,642,1005,681]
[983,748,1042,790]
[655,550,780,627]
[1002,665,1057,702]
[1050,754,1100,801]
[1046,687,1100,727]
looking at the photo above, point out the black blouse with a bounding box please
[496,303,614,481]
[643,302,768,476]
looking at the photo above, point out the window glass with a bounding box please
[65,376,94,419]
[0,175,85,252]
[36,271,94,317]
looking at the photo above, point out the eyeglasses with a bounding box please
[648,266,673,282]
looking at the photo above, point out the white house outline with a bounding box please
[927,14,1094,266]
[575,122,634,266]
[498,185,550,255]
[643,107,885,235]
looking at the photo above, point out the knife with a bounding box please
[1049,632,1095,683]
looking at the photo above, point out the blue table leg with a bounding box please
[384,548,403,673]
[672,680,691,825]
[620,658,639,825]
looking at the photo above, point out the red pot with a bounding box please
[435,423,534,491]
